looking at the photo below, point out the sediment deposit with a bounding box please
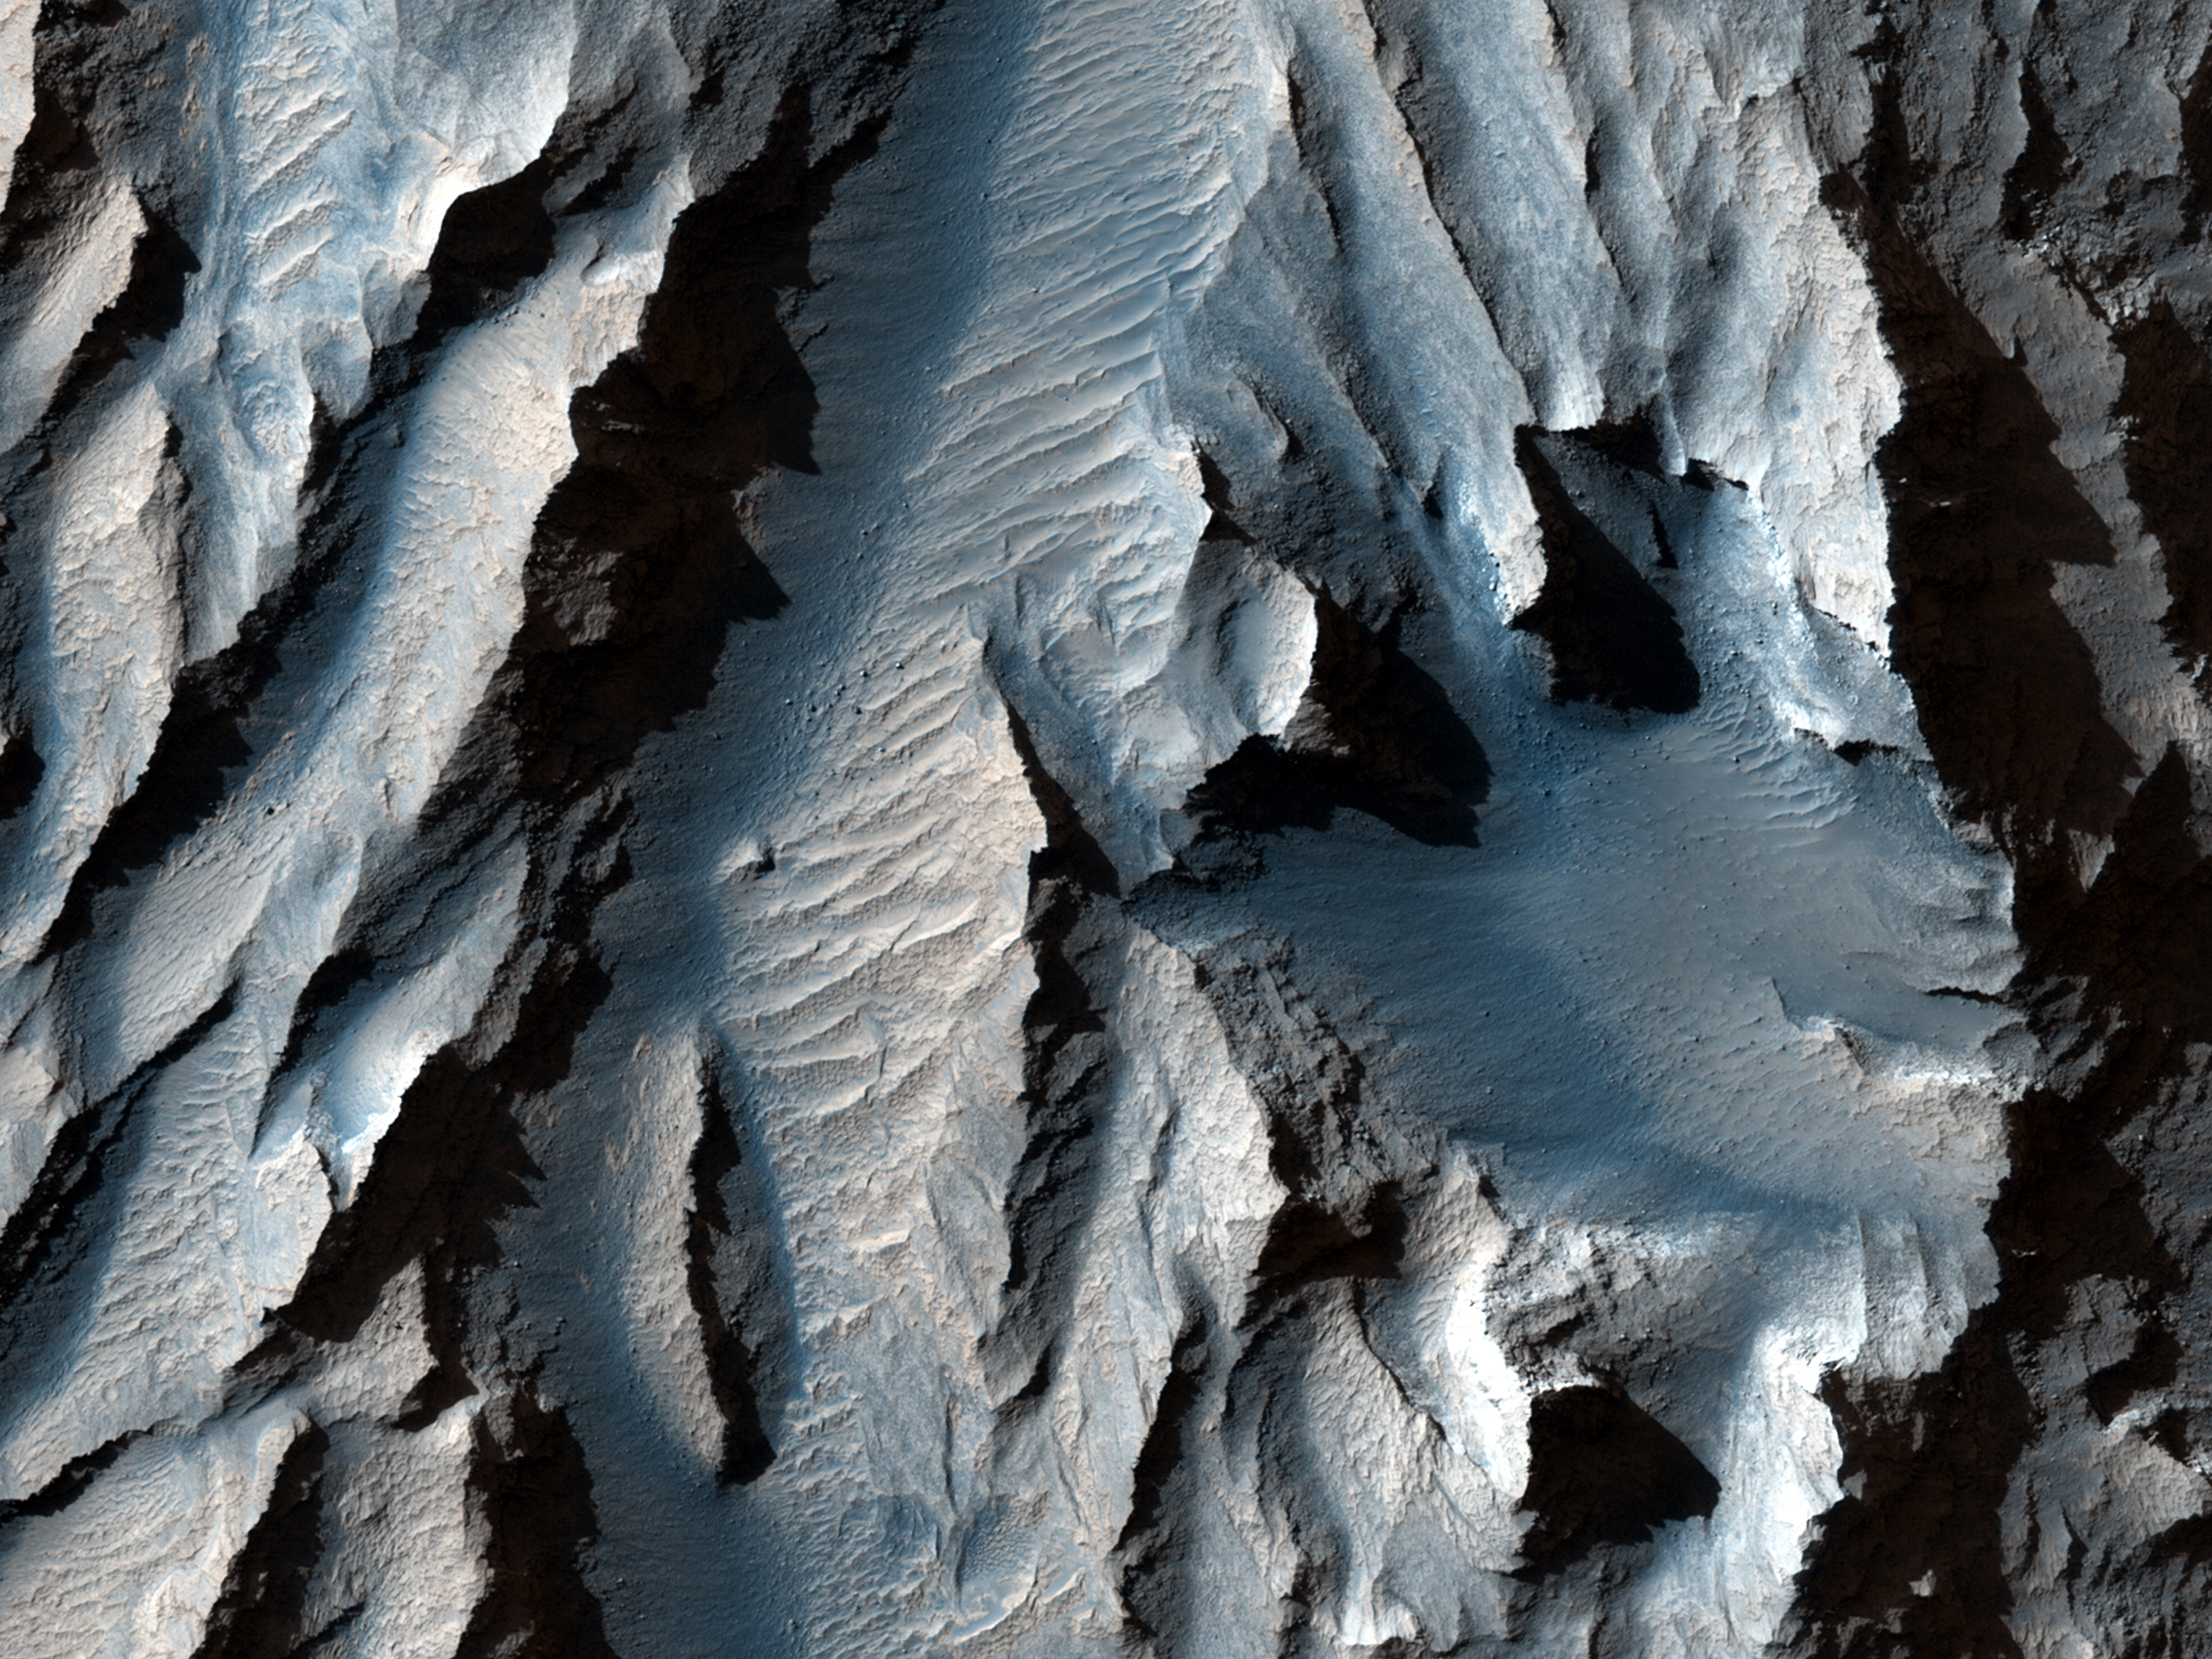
[0,2,2209,1655]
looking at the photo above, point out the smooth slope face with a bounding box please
[0,1,2207,1656]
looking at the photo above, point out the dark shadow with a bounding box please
[44,205,198,427]
[687,1069,776,1485]
[1561,414,1678,483]
[1185,594,1490,847]
[1513,1382,1719,1576]
[1820,163,2134,863]
[1006,704,1119,899]
[452,1393,618,1659]
[1510,429,1701,715]
[0,728,43,821]
[1249,1183,1408,1297]
[411,153,564,344]
[190,1425,330,1659]
[0,1,192,435]
[0,991,235,1535]
[1789,1099,2177,1659]
[2113,307,2212,676]
[1781,630,2212,1659]
[2087,1322,2182,1427]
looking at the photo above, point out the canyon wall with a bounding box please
[0,1,2208,1655]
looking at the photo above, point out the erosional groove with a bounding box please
[686,1067,777,1485]
[453,1392,617,1659]
[984,706,1117,1395]
[0,1427,135,1529]
[1817,62,2132,866]
[190,1424,330,1659]
[1510,427,1700,715]
[0,986,232,1330]
[1512,1382,1719,1579]
[1115,1303,1214,1636]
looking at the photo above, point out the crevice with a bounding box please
[41,599,265,955]
[1197,447,1256,545]
[1777,35,2198,1630]
[1783,724,2209,1653]
[1510,428,1700,715]
[1511,1381,1719,1578]
[1116,1302,1220,1645]
[0,0,188,446]
[420,85,885,828]
[0,0,148,248]
[2086,1321,2181,1427]
[1117,1306,1211,1552]
[1249,1182,1408,1308]
[2113,305,2212,675]
[276,847,610,1414]
[0,725,42,820]
[685,1065,775,1485]
[410,153,565,346]
[1000,1342,1053,1417]
[1818,156,2132,870]
[276,52,889,1463]
[190,1424,330,1659]
[2000,58,2072,245]
[1185,594,1489,847]
[41,202,198,428]
[452,1391,618,1659]
[0,985,232,1323]
[1357,5,1464,296]
[1281,60,1343,251]
[2180,33,2212,240]
[984,705,1116,1396]
[40,85,660,965]
[1004,703,1117,900]
[0,1427,136,1527]
[34,135,591,965]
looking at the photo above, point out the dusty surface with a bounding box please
[0,0,2207,1654]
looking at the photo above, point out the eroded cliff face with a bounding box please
[0,1,2204,1654]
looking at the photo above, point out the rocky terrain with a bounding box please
[0,0,2208,1654]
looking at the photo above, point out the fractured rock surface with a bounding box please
[0,0,2208,1654]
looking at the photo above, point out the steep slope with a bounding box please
[0,2,2204,1656]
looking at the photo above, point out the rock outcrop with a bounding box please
[0,1,2209,1655]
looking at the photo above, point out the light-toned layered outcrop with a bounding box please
[0,2,2208,1655]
